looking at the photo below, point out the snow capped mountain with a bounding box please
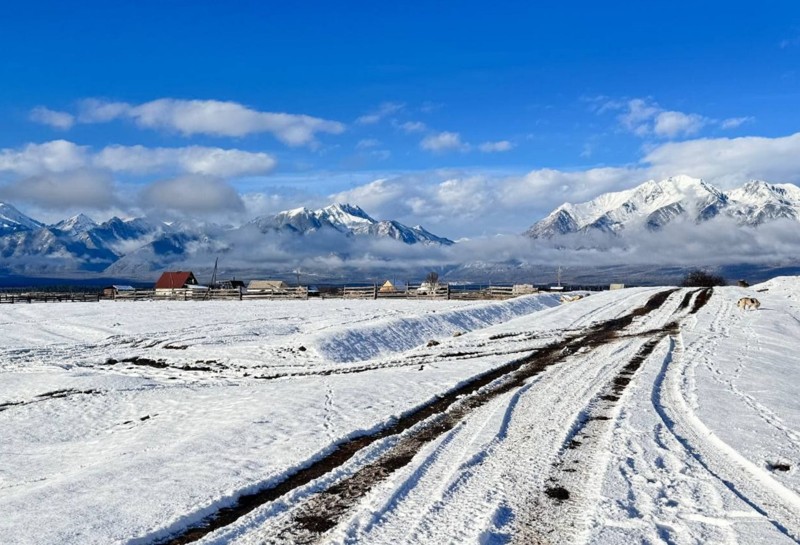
[526,176,800,238]
[252,203,454,245]
[53,213,98,234]
[726,180,800,225]
[0,202,43,234]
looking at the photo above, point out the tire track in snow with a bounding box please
[147,289,680,545]
[510,288,707,544]
[655,302,800,542]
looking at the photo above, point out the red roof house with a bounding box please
[154,271,198,290]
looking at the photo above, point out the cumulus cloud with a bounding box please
[617,98,662,136]
[330,178,409,214]
[642,132,800,186]
[610,98,709,138]
[478,140,514,153]
[420,131,469,152]
[355,102,404,125]
[76,98,345,146]
[0,140,88,176]
[601,97,758,139]
[29,107,75,130]
[0,140,276,178]
[652,110,707,137]
[0,169,117,209]
[140,175,245,214]
[94,145,276,177]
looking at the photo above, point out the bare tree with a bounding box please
[425,271,439,285]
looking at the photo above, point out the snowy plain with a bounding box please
[0,281,798,545]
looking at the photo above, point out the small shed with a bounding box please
[102,285,135,298]
[247,280,289,293]
[379,280,396,293]
[155,271,198,291]
[609,283,625,290]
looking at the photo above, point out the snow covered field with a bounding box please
[1,282,799,544]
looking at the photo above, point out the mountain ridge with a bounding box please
[526,176,800,238]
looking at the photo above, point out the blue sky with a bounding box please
[1,1,799,236]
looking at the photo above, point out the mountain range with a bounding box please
[2,176,800,282]
[525,175,800,238]
[0,203,453,278]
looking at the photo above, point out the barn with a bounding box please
[155,271,199,292]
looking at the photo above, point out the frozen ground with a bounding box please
[0,282,798,545]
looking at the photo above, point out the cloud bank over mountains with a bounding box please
[2,176,800,282]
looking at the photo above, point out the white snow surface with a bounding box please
[1,283,799,545]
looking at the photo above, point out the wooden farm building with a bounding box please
[155,271,199,291]
[247,280,289,293]
[102,285,135,298]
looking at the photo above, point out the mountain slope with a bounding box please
[0,202,44,234]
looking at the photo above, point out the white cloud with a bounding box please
[608,98,711,138]
[77,99,130,123]
[0,140,88,176]
[29,107,75,130]
[499,167,637,211]
[355,102,404,125]
[653,111,707,137]
[478,140,514,153]
[396,120,427,133]
[330,179,408,213]
[420,131,469,152]
[77,98,345,146]
[0,169,117,209]
[617,98,662,136]
[93,145,276,177]
[140,175,245,214]
[0,140,276,178]
[720,116,754,129]
[642,132,800,186]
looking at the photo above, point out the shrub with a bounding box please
[680,269,726,287]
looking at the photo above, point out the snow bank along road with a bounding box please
[1,281,799,544]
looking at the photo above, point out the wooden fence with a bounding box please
[0,292,101,304]
[242,286,308,300]
[334,283,537,301]
[1,283,542,305]
[343,285,378,299]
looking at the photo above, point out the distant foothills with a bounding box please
[2,175,800,286]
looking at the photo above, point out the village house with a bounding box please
[246,280,289,294]
[154,271,199,295]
